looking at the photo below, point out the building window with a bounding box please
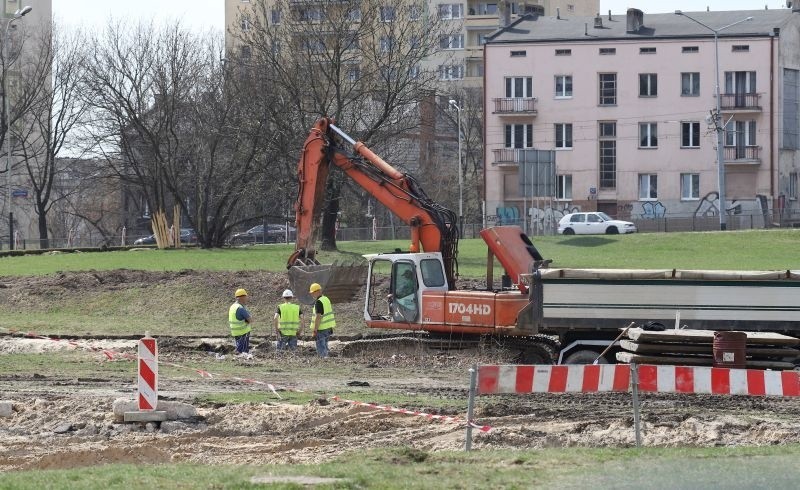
[555,49,571,56]
[510,50,526,57]
[271,9,281,24]
[599,73,616,105]
[639,174,658,200]
[725,71,757,94]
[506,77,532,98]
[408,65,420,79]
[732,45,750,52]
[240,14,251,31]
[240,45,252,59]
[681,72,700,96]
[639,122,658,148]
[439,64,464,80]
[725,120,757,147]
[783,68,800,150]
[555,123,573,149]
[380,36,395,53]
[297,6,324,22]
[439,34,464,49]
[438,3,463,20]
[681,122,700,148]
[556,174,573,200]
[682,46,699,53]
[348,7,361,21]
[639,73,657,97]
[381,6,396,21]
[505,124,533,148]
[681,173,700,200]
[476,3,498,15]
[347,66,361,82]
[555,75,572,98]
[409,4,421,20]
[640,47,656,54]
[599,48,616,55]
[599,121,616,189]
[790,172,798,199]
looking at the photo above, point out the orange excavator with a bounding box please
[287,117,556,362]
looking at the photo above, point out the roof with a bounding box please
[487,8,796,44]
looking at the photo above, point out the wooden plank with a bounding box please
[626,328,800,346]
[619,339,800,358]
[616,351,796,369]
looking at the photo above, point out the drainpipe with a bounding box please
[770,31,775,203]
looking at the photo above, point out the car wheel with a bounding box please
[605,226,619,234]
[563,228,575,235]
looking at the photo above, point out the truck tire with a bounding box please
[515,344,554,364]
[563,349,608,364]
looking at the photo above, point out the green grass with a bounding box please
[2,229,798,278]
[3,445,800,489]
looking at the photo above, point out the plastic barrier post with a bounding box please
[137,333,158,411]
[465,365,478,451]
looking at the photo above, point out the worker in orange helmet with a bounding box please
[229,288,253,359]
[309,282,335,358]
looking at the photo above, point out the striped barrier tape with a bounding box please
[476,364,800,397]
[332,395,493,432]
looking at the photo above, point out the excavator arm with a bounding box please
[289,117,459,288]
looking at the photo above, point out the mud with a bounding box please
[2,270,800,471]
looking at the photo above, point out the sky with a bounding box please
[49,1,792,32]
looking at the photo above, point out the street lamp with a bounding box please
[4,5,33,250]
[448,99,463,226]
[675,10,752,231]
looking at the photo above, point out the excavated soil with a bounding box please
[2,270,800,472]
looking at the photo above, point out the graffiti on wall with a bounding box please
[529,204,581,230]
[640,201,666,219]
[694,191,743,218]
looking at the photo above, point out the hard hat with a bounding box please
[309,283,322,293]
[235,288,248,297]
[282,289,294,298]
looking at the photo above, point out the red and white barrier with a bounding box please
[137,336,158,411]
[477,364,631,395]
[475,364,800,397]
[636,364,800,397]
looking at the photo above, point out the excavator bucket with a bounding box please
[288,260,368,305]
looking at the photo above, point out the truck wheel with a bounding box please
[563,349,608,364]
[515,344,554,364]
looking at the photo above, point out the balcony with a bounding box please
[492,97,537,115]
[720,93,761,112]
[723,146,761,164]
[492,148,523,165]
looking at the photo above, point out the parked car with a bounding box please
[557,212,637,235]
[230,224,296,245]
[133,228,197,245]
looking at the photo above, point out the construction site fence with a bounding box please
[2,209,800,251]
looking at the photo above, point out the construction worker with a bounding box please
[273,289,302,352]
[229,288,253,359]
[309,282,335,358]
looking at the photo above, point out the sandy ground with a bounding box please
[2,336,800,472]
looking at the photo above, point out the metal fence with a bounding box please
[2,209,799,251]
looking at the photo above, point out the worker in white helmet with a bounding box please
[273,289,302,352]
[229,288,254,359]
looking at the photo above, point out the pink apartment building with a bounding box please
[484,7,800,231]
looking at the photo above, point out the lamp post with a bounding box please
[675,10,752,231]
[4,5,32,250]
[448,99,463,227]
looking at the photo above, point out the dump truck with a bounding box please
[288,117,800,364]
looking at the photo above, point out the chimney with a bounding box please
[626,8,644,33]
[608,10,612,21]
[594,13,603,28]
[499,0,512,27]
[556,7,560,19]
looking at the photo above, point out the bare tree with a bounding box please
[235,0,458,250]
[14,23,91,249]
[81,21,278,247]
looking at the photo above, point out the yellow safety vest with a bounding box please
[313,295,336,331]
[229,302,251,337]
[278,303,300,336]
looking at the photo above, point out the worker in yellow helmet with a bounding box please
[309,282,335,358]
[229,288,253,359]
[273,289,302,352]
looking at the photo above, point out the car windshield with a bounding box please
[246,225,263,234]
[597,212,613,221]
